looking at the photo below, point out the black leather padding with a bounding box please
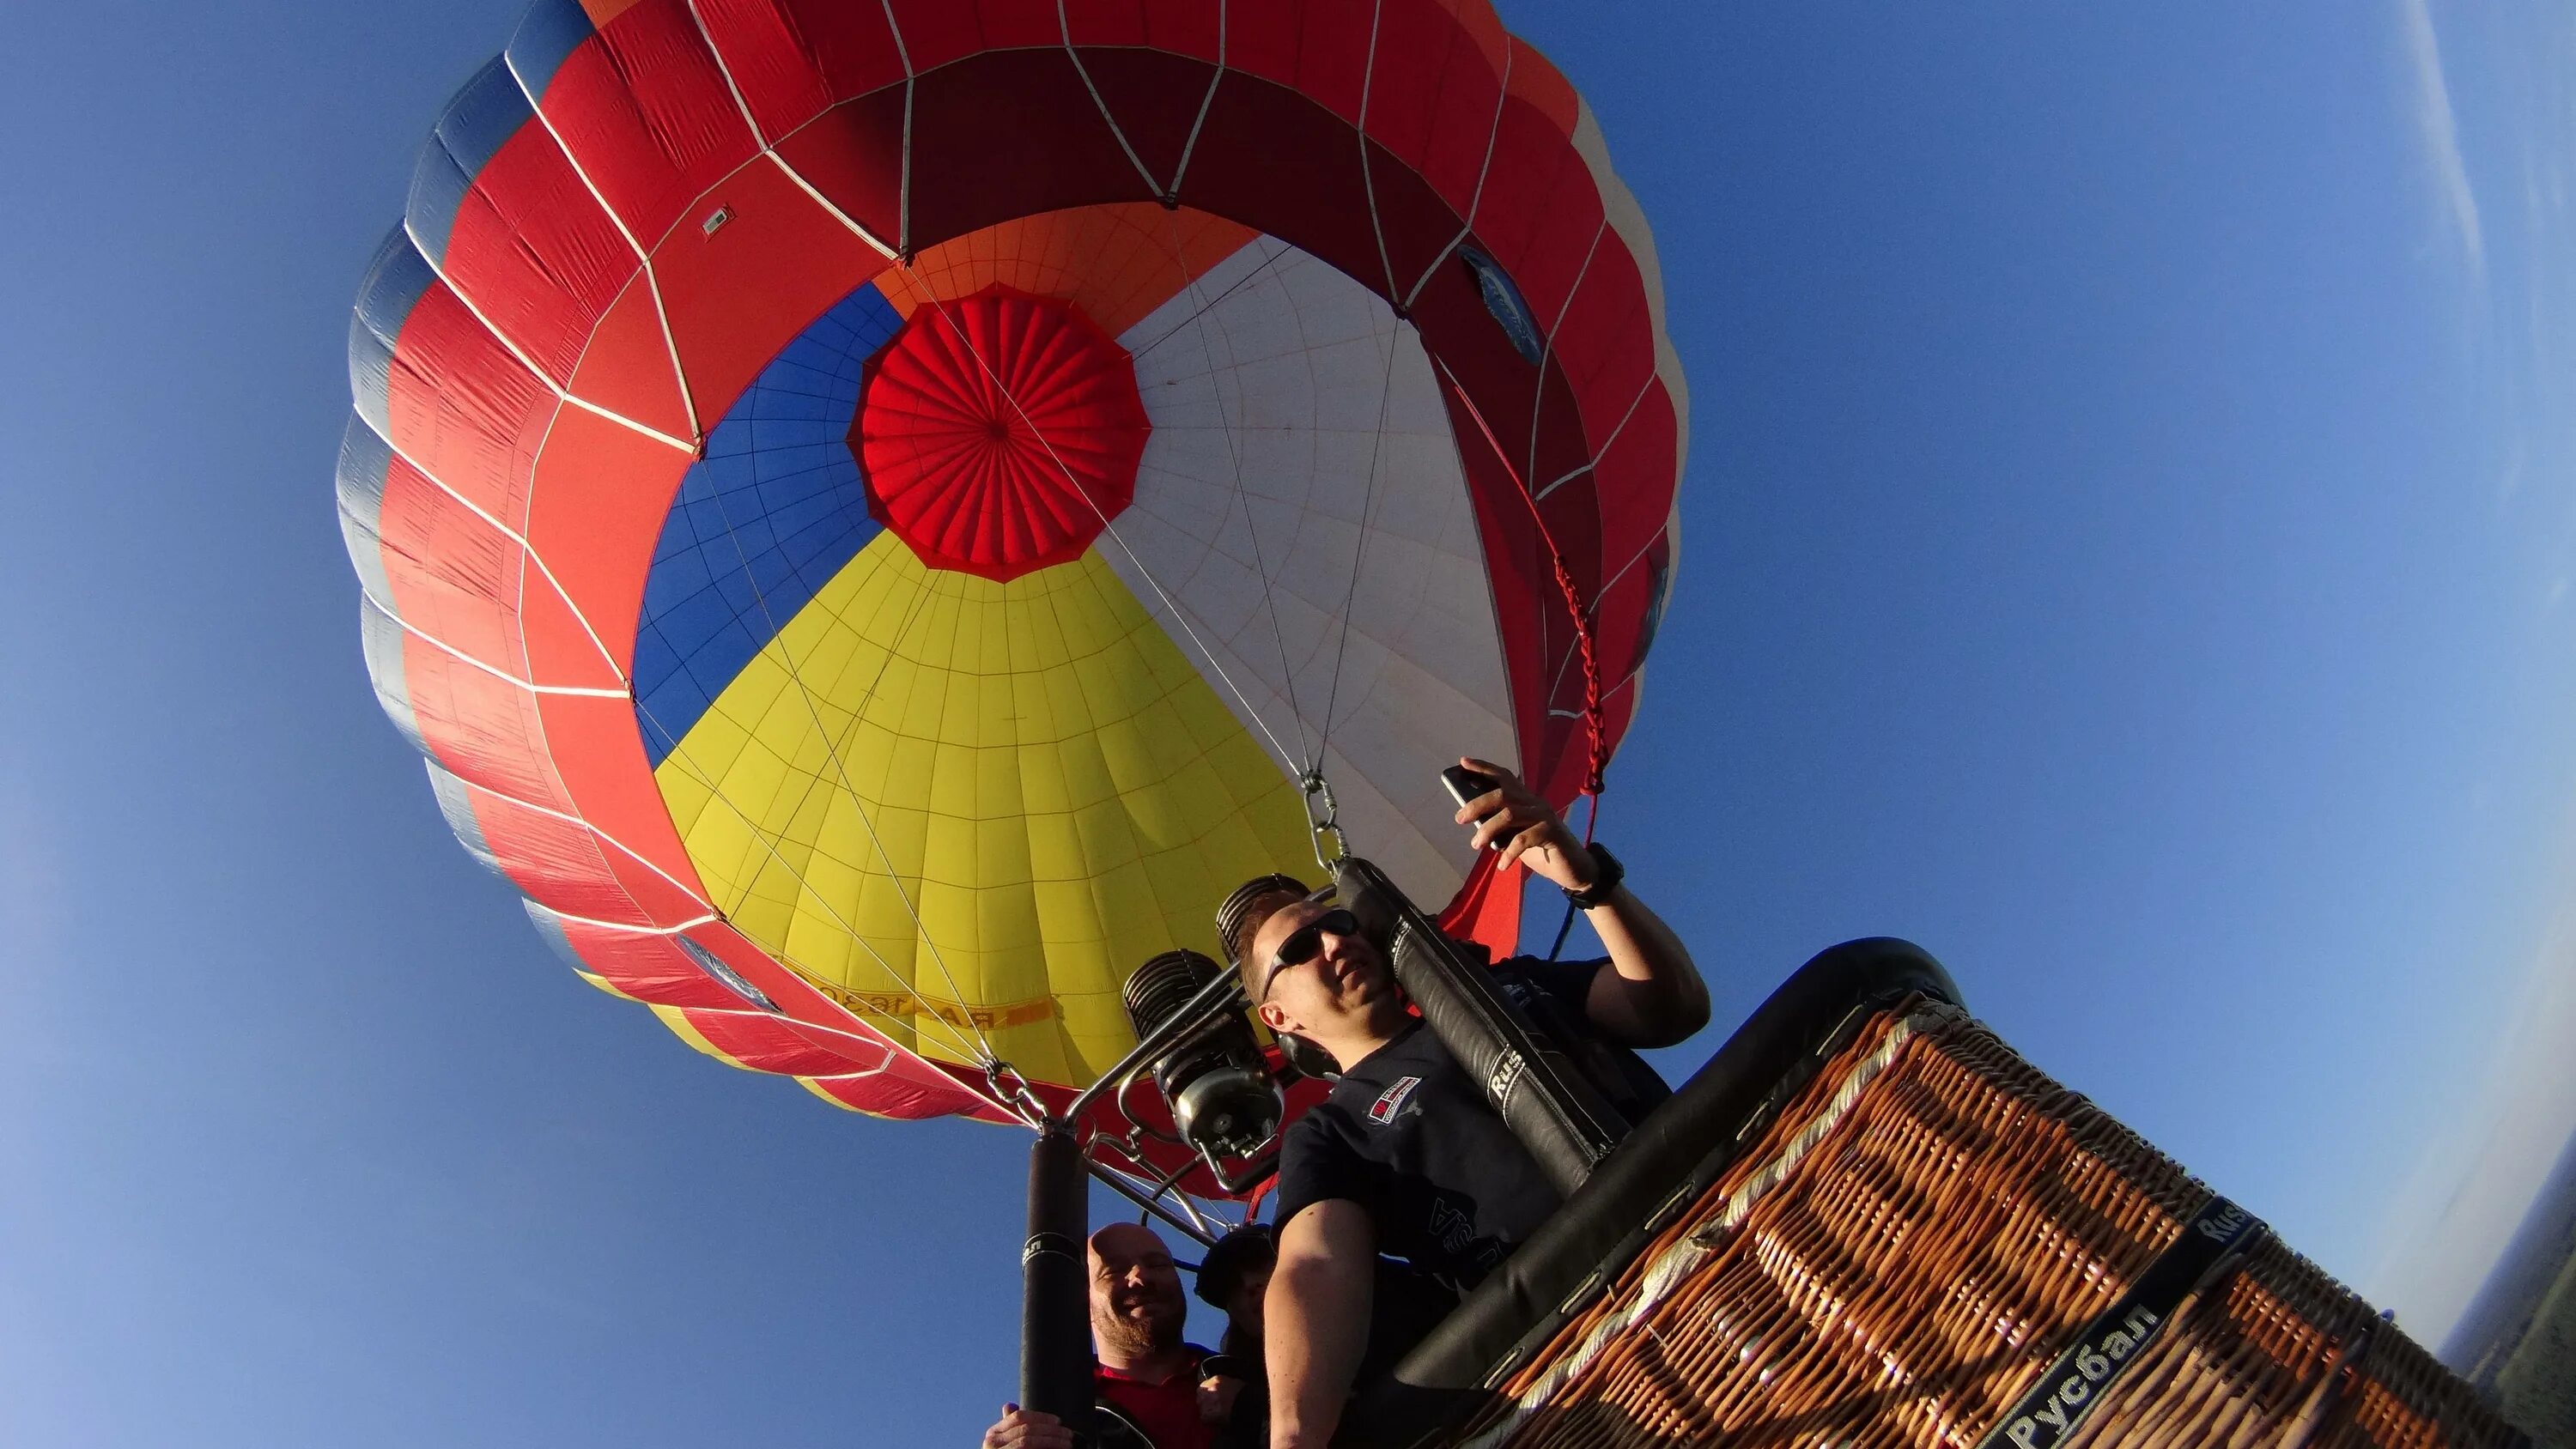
[1333,857,1630,1198]
[1338,937,1963,1449]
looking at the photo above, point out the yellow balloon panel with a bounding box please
[652,533,1315,1084]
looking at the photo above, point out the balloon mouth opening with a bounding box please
[852,285,1151,582]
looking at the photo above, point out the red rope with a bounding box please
[1431,359,1609,822]
[1550,549,1610,803]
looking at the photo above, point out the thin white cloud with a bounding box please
[2397,0,2488,285]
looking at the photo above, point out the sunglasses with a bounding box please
[1260,908,1360,1001]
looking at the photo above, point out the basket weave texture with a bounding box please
[1449,1003,2523,1449]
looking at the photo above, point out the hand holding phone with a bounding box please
[1442,758,1596,892]
[1441,765,1504,850]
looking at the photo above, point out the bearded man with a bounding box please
[981,1222,1251,1449]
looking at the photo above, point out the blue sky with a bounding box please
[3,3,2571,1445]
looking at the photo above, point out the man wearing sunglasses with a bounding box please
[1235,759,1708,1449]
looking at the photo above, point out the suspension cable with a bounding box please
[1313,306,1403,773]
[1428,353,1611,809]
[1157,217,1316,778]
[640,698,1002,1075]
[695,482,1005,1073]
[897,267,1314,784]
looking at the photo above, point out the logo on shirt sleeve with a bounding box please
[1368,1076,1424,1125]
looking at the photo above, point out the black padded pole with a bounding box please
[1334,856,1626,1197]
[1019,1119,1094,1431]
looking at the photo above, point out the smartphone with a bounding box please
[1440,766,1504,850]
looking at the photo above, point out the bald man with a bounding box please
[981,1222,1250,1449]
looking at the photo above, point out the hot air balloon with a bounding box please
[340,0,1684,1150]
[344,6,2526,1446]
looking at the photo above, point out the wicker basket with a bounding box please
[1443,1001,2522,1449]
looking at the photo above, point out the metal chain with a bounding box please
[983,1059,1052,1128]
[1301,768,1349,870]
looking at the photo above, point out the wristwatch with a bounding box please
[1562,842,1624,909]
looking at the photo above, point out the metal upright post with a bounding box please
[1019,1118,1094,1434]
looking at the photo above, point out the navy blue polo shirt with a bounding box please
[1269,956,1668,1293]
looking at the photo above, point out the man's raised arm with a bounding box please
[1264,1200,1375,1449]
[1454,757,1710,1048]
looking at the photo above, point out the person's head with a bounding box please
[1218,874,1311,974]
[1244,892,1402,1054]
[1088,1222,1187,1360]
[1193,1225,1278,1331]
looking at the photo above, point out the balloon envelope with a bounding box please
[341,0,1686,1125]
